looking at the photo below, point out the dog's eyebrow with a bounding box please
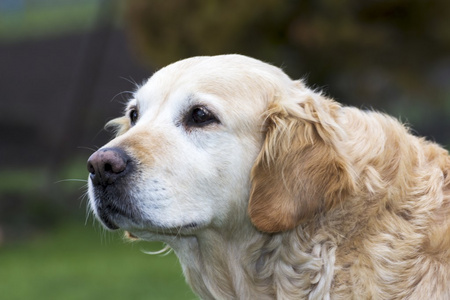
[125,99,138,112]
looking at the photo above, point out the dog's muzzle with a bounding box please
[87,147,133,229]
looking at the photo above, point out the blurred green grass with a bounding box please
[0,223,196,300]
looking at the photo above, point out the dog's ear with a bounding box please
[249,87,356,233]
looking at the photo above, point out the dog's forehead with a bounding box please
[135,55,290,111]
[147,55,271,90]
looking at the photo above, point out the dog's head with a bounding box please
[87,55,355,238]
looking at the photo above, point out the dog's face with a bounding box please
[87,55,291,238]
[88,55,355,238]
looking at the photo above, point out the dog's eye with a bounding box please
[192,107,212,123]
[129,109,139,125]
[187,106,218,127]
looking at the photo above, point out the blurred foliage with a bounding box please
[125,0,282,66]
[125,0,450,113]
[0,0,102,42]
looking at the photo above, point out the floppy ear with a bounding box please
[249,89,356,233]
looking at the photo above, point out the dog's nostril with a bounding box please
[104,163,113,173]
[87,161,96,175]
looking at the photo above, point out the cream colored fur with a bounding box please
[89,55,450,299]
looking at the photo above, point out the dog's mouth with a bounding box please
[95,200,204,235]
[96,202,132,230]
[91,189,141,231]
[90,184,206,236]
[99,213,120,230]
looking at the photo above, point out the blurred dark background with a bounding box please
[0,0,449,297]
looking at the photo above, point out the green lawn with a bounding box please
[0,223,196,300]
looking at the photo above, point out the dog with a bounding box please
[87,55,450,299]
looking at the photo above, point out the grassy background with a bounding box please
[0,223,196,300]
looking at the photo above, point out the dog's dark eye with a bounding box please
[129,109,138,125]
[186,106,218,127]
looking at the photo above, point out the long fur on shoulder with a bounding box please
[246,83,450,298]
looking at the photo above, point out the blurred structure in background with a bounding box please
[125,0,450,141]
[0,0,449,242]
[0,0,148,240]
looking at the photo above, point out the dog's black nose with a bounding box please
[87,148,130,186]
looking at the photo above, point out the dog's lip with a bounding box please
[98,211,120,230]
[181,222,199,229]
[125,221,206,238]
[94,198,205,233]
[103,219,119,230]
[96,203,134,230]
[98,211,203,234]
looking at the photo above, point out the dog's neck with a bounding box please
[170,221,261,299]
[170,220,337,300]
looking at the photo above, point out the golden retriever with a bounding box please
[87,55,450,299]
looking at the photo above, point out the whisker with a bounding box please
[84,206,93,226]
[142,244,172,256]
[79,187,89,201]
[54,179,88,184]
[119,76,142,90]
[93,127,109,140]
[78,145,99,152]
[110,90,135,104]
[176,225,183,239]
[76,184,89,193]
